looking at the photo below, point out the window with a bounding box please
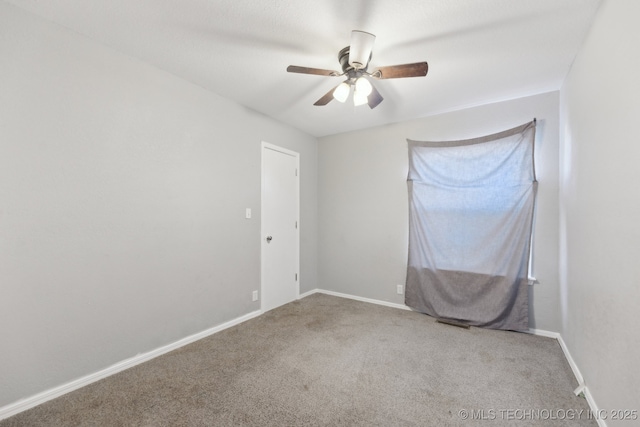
[405,120,537,331]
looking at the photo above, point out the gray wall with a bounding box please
[0,3,317,407]
[318,92,561,332]
[560,0,640,420]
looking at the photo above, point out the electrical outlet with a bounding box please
[396,284,404,295]
[252,290,259,301]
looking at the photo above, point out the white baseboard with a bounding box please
[556,334,585,386]
[583,386,607,427]
[555,337,607,427]
[301,288,412,311]
[527,328,560,339]
[0,309,262,421]
[527,330,605,426]
[298,288,319,299]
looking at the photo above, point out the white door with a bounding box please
[261,142,299,312]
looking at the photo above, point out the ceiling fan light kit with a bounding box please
[287,30,428,109]
[333,82,351,103]
[333,76,372,105]
[355,77,373,96]
[353,90,369,106]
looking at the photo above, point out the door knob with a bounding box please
[266,235,273,243]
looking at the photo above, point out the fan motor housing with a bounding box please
[338,47,371,74]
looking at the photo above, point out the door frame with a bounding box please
[260,141,300,312]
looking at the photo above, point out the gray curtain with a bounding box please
[405,121,537,331]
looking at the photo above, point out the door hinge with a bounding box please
[295,221,298,229]
[295,273,298,281]
[295,168,298,177]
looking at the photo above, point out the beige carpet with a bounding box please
[1,293,595,426]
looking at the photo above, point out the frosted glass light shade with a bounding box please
[353,90,368,106]
[355,77,373,96]
[333,82,351,103]
[349,31,375,69]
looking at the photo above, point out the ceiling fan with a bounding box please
[287,30,428,109]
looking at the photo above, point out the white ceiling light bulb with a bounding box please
[333,82,351,103]
[355,77,373,96]
[353,90,368,106]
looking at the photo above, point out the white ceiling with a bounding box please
[6,0,601,137]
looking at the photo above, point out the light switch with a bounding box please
[245,208,252,219]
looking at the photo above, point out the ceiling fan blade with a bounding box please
[287,65,339,76]
[313,85,339,106]
[368,85,384,109]
[348,30,375,69]
[372,62,428,79]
